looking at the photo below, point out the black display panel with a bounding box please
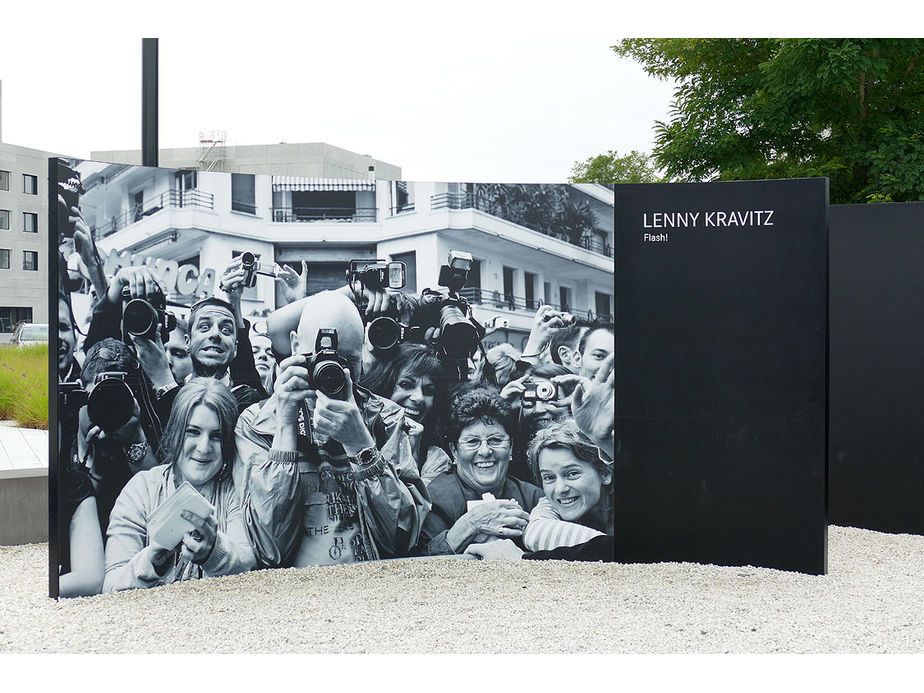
[614,179,828,574]
[829,202,924,534]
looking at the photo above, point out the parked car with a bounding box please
[10,322,48,346]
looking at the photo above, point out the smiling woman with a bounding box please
[418,384,543,555]
[102,379,255,592]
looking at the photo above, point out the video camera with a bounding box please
[237,251,281,289]
[121,286,177,341]
[86,371,137,432]
[301,328,350,397]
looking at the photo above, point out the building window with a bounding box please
[0,307,32,332]
[502,266,516,309]
[595,291,612,322]
[559,286,571,312]
[0,210,9,230]
[23,212,38,234]
[524,272,537,310]
[0,170,9,191]
[544,281,552,305]
[0,249,10,269]
[231,173,256,214]
[23,174,38,195]
[23,251,39,271]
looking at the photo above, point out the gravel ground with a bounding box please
[0,525,922,654]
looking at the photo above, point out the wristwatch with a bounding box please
[125,441,149,464]
[354,445,378,465]
[155,382,179,400]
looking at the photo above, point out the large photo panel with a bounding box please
[49,158,616,597]
[614,179,828,575]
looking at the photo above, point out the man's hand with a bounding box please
[313,369,375,457]
[108,266,162,305]
[464,538,525,561]
[218,257,248,328]
[131,331,176,390]
[520,304,571,363]
[274,354,316,428]
[276,261,308,305]
[571,352,615,457]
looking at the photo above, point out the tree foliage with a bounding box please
[613,39,924,203]
[473,184,598,245]
[569,149,662,184]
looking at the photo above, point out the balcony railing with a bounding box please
[458,287,613,325]
[94,189,214,239]
[389,203,416,216]
[430,192,613,259]
[272,207,377,223]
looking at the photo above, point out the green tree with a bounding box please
[569,149,661,183]
[613,39,924,203]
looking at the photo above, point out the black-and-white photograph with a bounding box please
[50,158,616,597]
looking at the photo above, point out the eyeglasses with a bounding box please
[457,435,510,452]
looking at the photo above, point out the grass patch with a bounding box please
[0,344,49,429]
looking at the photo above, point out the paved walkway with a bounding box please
[0,424,47,473]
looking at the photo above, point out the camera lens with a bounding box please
[241,252,256,268]
[312,360,347,396]
[439,302,477,360]
[123,299,158,338]
[87,379,136,431]
[367,317,401,351]
[535,381,557,400]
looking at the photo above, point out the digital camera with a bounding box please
[86,372,136,431]
[121,286,177,341]
[522,380,558,408]
[302,329,350,397]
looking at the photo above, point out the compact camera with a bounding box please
[301,329,350,397]
[121,286,177,341]
[543,310,575,327]
[86,371,137,431]
[522,380,558,408]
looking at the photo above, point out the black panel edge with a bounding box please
[47,157,60,599]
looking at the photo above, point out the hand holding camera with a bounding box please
[520,305,575,363]
[313,369,375,457]
[108,266,163,305]
[130,329,176,391]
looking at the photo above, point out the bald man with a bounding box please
[233,291,428,568]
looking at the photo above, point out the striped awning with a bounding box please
[272,176,376,192]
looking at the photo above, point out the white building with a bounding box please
[78,164,614,352]
[0,142,54,338]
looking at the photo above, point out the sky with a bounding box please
[0,2,681,182]
[0,2,907,182]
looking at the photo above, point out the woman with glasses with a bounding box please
[418,383,542,555]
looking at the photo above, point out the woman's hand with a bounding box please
[464,538,525,561]
[180,510,218,564]
[499,375,528,404]
[571,352,615,457]
[446,499,530,552]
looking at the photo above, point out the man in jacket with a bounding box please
[233,290,428,568]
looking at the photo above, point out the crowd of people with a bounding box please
[54,168,615,597]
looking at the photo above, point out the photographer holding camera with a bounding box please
[74,338,160,535]
[233,290,428,568]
